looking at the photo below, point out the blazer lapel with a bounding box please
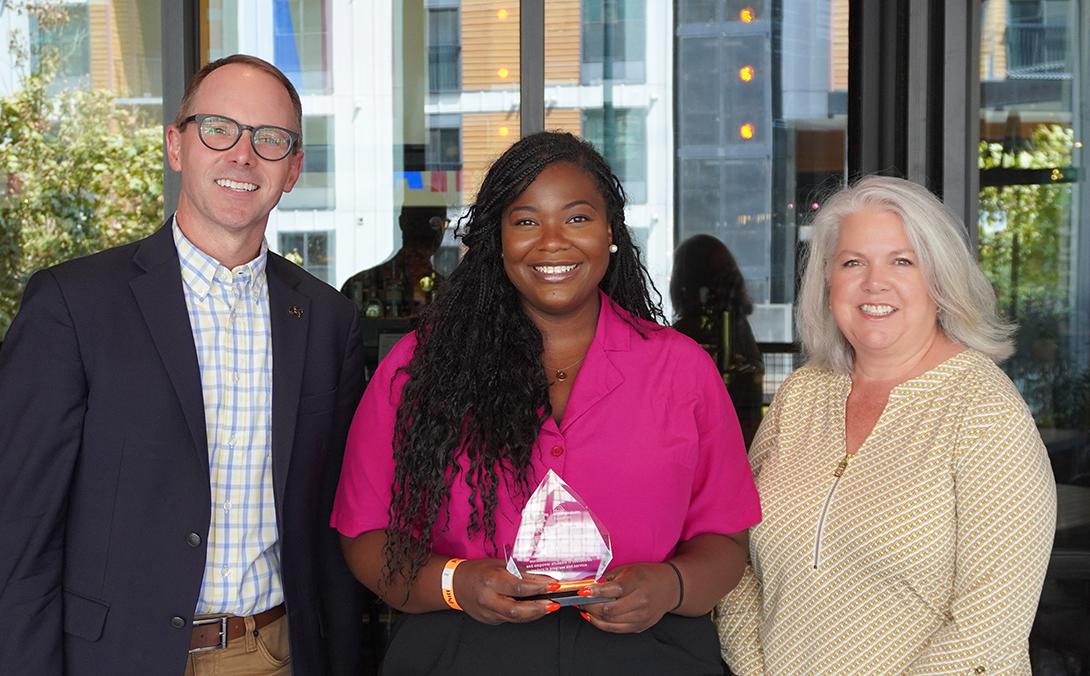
[266,255,310,512]
[129,223,209,466]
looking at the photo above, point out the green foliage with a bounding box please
[978,124,1073,318]
[978,124,1088,427]
[0,2,163,336]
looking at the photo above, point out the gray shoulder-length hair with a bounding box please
[796,175,1014,372]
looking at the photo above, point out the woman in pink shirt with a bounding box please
[332,132,759,675]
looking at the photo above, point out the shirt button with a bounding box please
[170,616,186,629]
[221,566,230,577]
[551,446,564,457]
[185,532,201,547]
[223,501,231,512]
[233,372,240,383]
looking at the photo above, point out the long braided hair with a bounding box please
[382,131,664,594]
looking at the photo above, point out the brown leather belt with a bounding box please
[189,604,285,653]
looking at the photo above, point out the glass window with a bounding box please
[454,1,522,201]
[979,1,1090,668]
[543,1,662,314]
[582,107,647,203]
[199,0,517,307]
[428,7,460,92]
[0,1,163,340]
[279,230,334,283]
[427,114,462,170]
[273,0,331,94]
[581,0,646,84]
[205,0,240,61]
[279,116,335,210]
[543,1,848,444]
[29,4,91,93]
[28,1,161,107]
[548,0,848,335]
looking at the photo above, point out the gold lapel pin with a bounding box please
[288,305,304,318]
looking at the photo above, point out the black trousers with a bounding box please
[380,608,722,675]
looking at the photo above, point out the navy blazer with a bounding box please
[0,224,365,675]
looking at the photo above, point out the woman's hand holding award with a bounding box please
[505,470,613,606]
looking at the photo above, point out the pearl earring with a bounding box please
[608,244,618,253]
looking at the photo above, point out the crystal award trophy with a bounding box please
[505,469,613,606]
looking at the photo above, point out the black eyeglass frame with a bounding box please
[179,113,301,161]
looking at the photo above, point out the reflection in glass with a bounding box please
[0,1,164,338]
[581,0,646,84]
[279,230,333,284]
[340,205,447,319]
[541,1,848,391]
[204,0,240,62]
[979,0,1089,669]
[428,5,461,93]
[29,5,91,93]
[273,0,331,94]
[280,116,335,210]
[583,108,647,203]
[676,0,848,326]
[28,1,161,108]
[544,0,663,304]
[671,235,764,446]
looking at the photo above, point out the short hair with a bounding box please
[797,175,1014,372]
[399,205,447,249]
[173,54,303,143]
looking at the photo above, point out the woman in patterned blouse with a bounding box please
[717,176,1056,674]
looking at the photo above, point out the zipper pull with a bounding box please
[833,454,849,477]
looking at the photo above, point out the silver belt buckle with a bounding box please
[189,616,229,653]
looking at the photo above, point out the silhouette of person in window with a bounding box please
[671,234,765,447]
[341,205,448,318]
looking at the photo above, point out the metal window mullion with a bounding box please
[849,0,892,176]
[162,0,201,218]
[1076,0,1090,369]
[905,0,932,187]
[942,0,982,247]
[520,0,545,136]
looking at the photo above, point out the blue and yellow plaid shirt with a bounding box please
[173,221,282,616]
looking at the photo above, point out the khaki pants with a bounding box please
[184,614,292,676]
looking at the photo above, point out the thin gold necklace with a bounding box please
[547,355,586,383]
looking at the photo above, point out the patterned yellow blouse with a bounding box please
[717,350,1056,675]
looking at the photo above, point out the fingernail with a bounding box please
[580,611,591,621]
[547,582,561,592]
[546,602,560,613]
[577,587,594,597]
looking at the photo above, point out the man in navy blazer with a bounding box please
[0,55,364,674]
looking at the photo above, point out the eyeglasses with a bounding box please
[179,114,300,161]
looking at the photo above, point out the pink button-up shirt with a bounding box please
[332,295,760,567]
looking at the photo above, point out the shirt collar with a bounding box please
[595,290,640,352]
[172,216,268,300]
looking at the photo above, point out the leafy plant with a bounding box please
[0,1,163,336]
[978,124,1088,427]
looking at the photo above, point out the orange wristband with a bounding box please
[441,558,465,611]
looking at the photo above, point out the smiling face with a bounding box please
[501,161,613,323]
[166,63,303,257]
[828,207,942,363]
